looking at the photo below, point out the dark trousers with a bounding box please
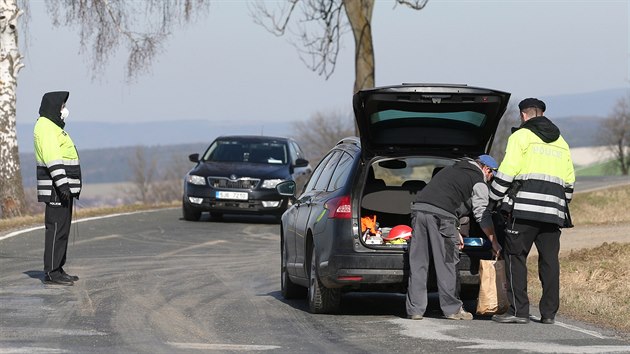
[44,199,73,276]
[503,218,560,319]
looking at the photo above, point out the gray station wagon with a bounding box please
[276,83,511,313]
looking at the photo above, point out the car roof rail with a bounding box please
[336,136,360,147]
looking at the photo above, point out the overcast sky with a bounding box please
[15,0,629,126]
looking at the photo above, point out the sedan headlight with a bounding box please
[261,179,284,189]
[186,175,206,185]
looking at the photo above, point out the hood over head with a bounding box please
[39,91,69,128]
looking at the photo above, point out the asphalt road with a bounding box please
[574,175,630,193]
[1,208,629,353]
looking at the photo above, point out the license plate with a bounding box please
[216,191,248,200]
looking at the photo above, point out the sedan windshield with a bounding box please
[203,140,288,164]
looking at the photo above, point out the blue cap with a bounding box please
[478,155,498,174]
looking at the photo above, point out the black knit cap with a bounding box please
[518,98,546,112]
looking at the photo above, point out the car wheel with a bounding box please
[308,247,340,314]
[182,199,202,221]
[281,238,306,299]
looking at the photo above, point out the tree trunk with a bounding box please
[0,0,26,218]
[343,0,375,135]
[344,0,375,93]
[617,140,629,175]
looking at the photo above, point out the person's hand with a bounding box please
[491,239,502,258]
[58,184,72,200]
[457,233,465,250]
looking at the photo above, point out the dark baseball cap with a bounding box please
[518,98,546,112]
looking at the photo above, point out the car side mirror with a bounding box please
[276,180,296,197]
[189,153,200,163]
[294,158,309,168]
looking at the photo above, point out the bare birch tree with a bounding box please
[0,0,26,218]
[0,0,209,218]
[251,0,429,104]
[598,92,630,175]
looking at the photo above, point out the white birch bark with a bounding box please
[0,0,26,217]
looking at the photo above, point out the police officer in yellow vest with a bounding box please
[33,91,82,286]
[489,98,575,324]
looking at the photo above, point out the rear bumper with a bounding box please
[317,249,490,289]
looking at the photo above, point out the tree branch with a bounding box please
[395,0,429,10]
[45,0,209,82]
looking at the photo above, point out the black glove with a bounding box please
[58,184,72,200]
[486,200,497,212]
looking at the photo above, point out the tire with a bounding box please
[182,200,202,221]
[308,248,341,314]
[281,237,306,299]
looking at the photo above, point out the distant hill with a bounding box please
[17,120,292,153]
[540,88,628,118]
[20,143,209,188]
[536,87,629,148]
[16,88,628,153]
[551,115,604,148]
[16,87,628,186]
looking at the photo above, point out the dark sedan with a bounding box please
[183,135,311,221]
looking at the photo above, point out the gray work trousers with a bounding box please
[406,210,462,317]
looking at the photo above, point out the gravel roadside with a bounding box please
[528,222,630,257]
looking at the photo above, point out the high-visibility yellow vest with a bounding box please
[490,126,575,226]
[33,117,82,202]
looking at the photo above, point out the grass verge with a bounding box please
[570,184,630,225]
[528,242,630,337]
[575,160,624,176]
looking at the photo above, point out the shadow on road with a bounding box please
[180,213,281,225]
[23,270,46,282]
[266,289,486,320]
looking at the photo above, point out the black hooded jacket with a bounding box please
[38,91,69,129]
[34,91,81,202]
[412,159,491,226]
[511,116,560,143]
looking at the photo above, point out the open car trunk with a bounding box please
[358,156,492,252]
[352,83,511,160]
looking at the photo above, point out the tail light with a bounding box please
[327,195,352,219]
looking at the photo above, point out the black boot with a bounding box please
[44,273,74,286]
